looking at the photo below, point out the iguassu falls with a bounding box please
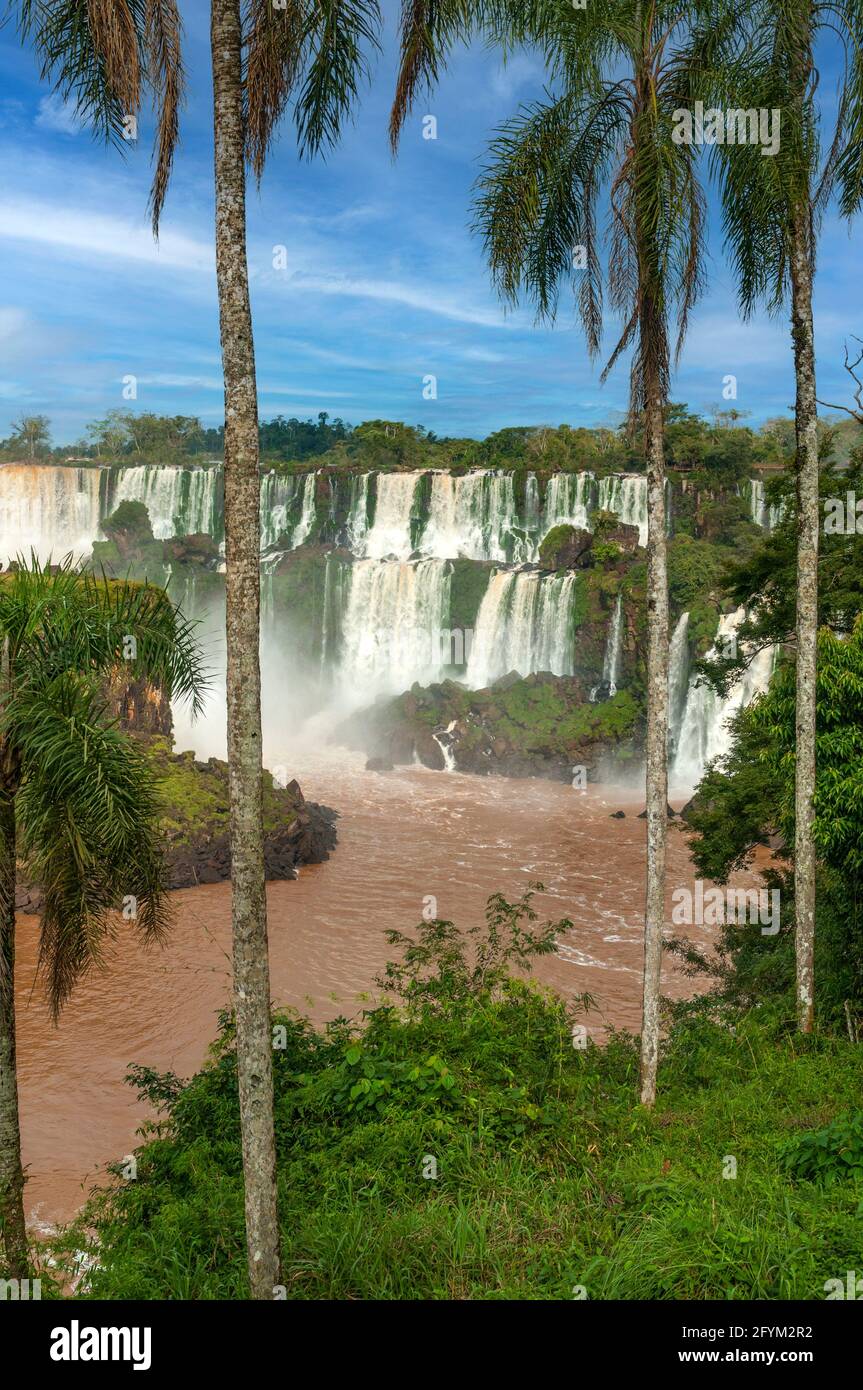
[6,0,861,1327]
[2,456,782,1236]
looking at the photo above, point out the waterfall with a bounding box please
[524,473,541,531]
[346,472,371,551]
[672,607,775,785]
[291,471,318,547]
[667,612,691,754]
[110,464,221,539]
[0,463,105,565]
[597,474,649,545]
[543,471,596,534]
[748,477,785,531]
[433,720,458,772]
[419,471,522,562]
[592,592,624,700]
[359,473,422,559]
[465,570,578,688]
[749,477,769,528]
[338,557,451,696]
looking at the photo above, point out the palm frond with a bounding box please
[389,0,472,151]
[244,0,306,180]
[7,670,169,1017]
[14,0,145,145]
[294,0,382,158]
[144,0,185,235]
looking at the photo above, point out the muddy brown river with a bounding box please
[16,747,737,1233]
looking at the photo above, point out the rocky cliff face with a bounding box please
[15,738,338,915]
[339,671,639,782]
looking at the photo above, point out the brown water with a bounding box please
[16,748,733,1232]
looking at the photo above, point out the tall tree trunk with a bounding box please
[210,0,280,1297]
[639,377,670,1106]
[789,200,818,1034]
[0,794,27,1277]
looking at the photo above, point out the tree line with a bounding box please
[1,0,861,1300]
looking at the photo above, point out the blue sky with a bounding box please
[0,5,860,445]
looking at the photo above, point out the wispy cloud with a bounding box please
[0,201,214,272]
[284,271,518,329]
[35,94,82,136]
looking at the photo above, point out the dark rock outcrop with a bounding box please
[16,743,338,915]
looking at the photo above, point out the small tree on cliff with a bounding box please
[0,559,203,1277]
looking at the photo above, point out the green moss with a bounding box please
[145,735,301,843]
[448,560,493,633]
[538,524,580,568]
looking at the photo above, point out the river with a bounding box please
[16,743,735,1234]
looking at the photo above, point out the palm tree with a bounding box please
[16,0,381,1296]
[708,0,863,1031]
[390,0,712,1105]
[0,559,203,1277]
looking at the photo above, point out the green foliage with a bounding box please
[101,500,155,544]
[0,559,205,1015]
[781,1112,863,1186]
[448,559,493,634]
[376,885,566,1012]
[591,541,621,566]
[680,617,863,1024]
[538,524,579,568]
[52,912,863,1301]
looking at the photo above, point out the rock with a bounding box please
[637,804,678,819]
[414,727,446,771]
[610,810,626,819]
[366,755,394,772]
[604,522,641,556]
[162,532,222,569]
[490,670,522,692]
[538,524,593,571]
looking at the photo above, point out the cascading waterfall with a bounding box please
[290,470,319,548]
[543,471,596,534]
[672,607,776,785]
[358,473,421,559]
[748,476,784,531]
[110,464,222,539]
[465,570,578,689]
[749,477,769,528]
[433,720,458,772]
[420,471,523,562]
[346,472,372,552]
[597,475,649,546]
[0,463,105,564]
[667,611,691,754]
[339,557,451,697]
[592,593,624,700]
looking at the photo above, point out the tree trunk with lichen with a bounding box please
[210,0,280,1298]
[789,199,818,1035]
[0,634,26,1278]
[639,378,669,1107]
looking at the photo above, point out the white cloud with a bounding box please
[284,271,518,329]
[138,372,354,398]
[35,94,82,136]
[0,201,214,273]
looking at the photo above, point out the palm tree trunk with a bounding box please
[0,794,27,1277]
[639,379,670,1106]
[789,200,818,1034]
[210,0,280,1297]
